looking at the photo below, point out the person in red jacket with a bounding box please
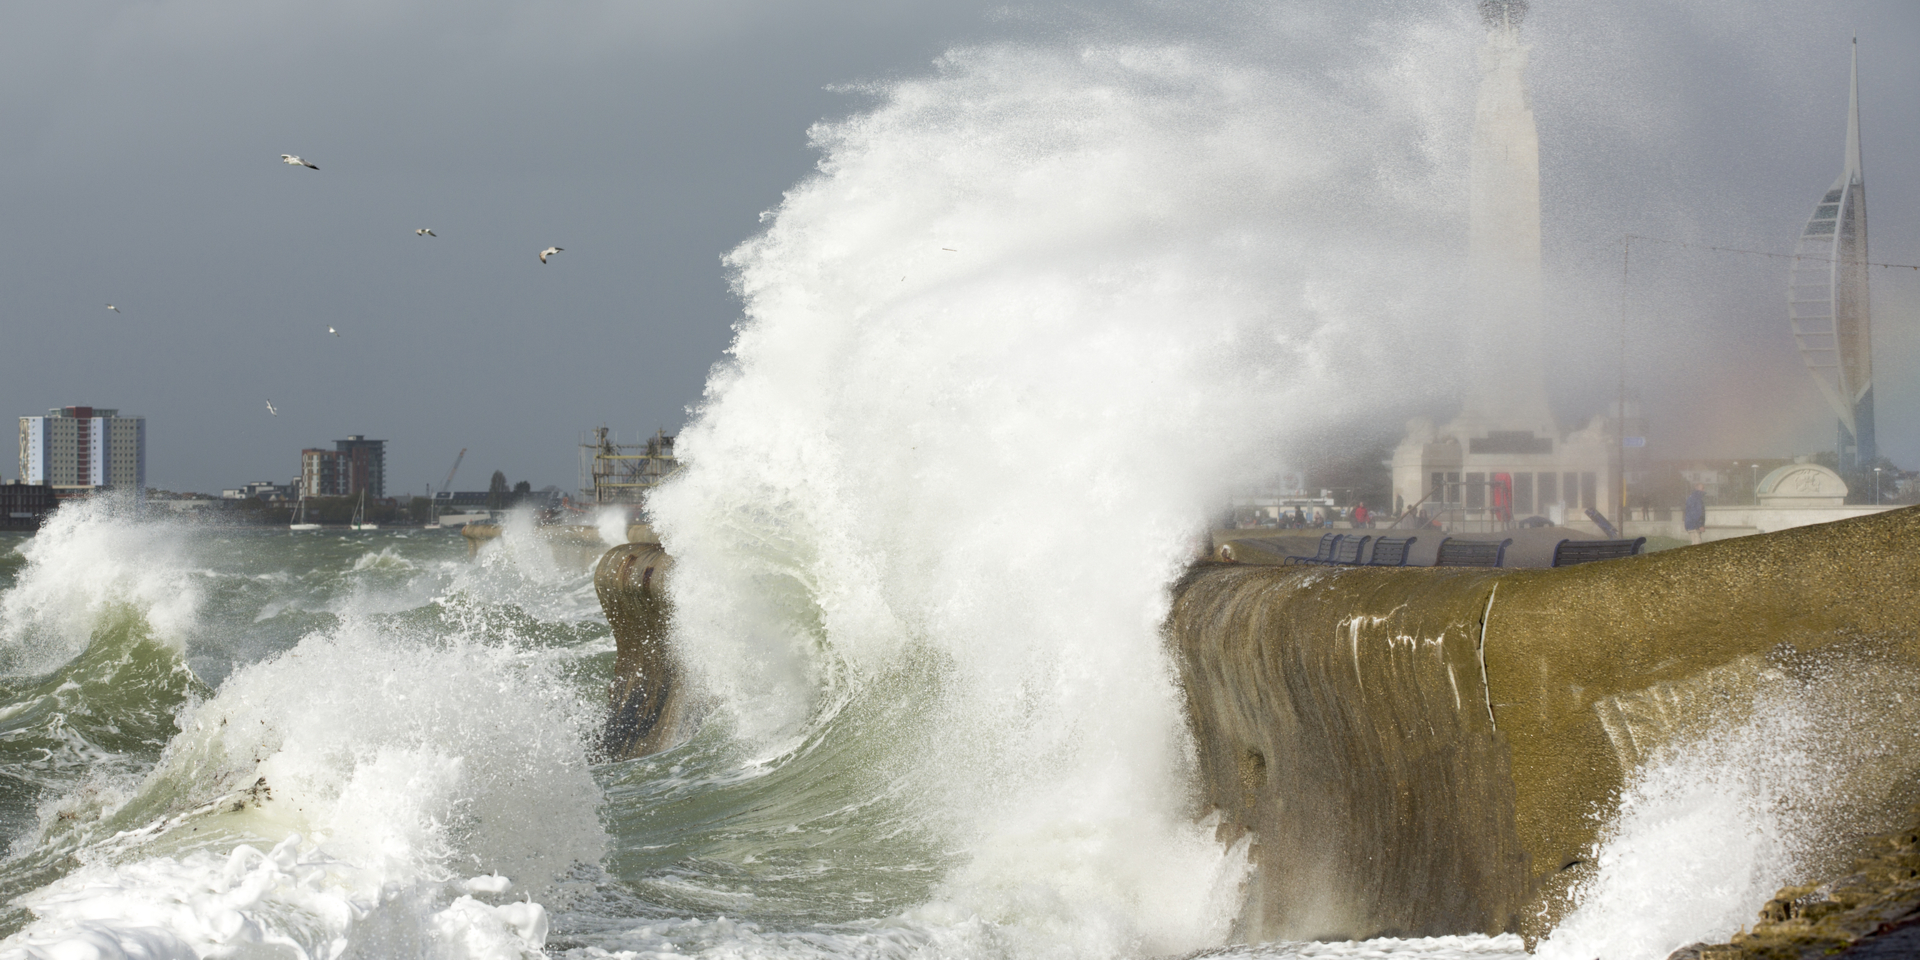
[1352,501,1370,528]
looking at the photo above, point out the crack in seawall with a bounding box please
[1478,584,1497,732]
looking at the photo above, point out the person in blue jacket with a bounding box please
[1684,483,1707,545]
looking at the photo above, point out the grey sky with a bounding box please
[3,1,1917,495]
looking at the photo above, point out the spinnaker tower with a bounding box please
[1788,40,1874,472]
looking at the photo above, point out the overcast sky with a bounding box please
[3,0,1917,495]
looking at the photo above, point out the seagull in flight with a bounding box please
[539,246,563,264]
[327,326,339,336]
[266,400,277,416]
[281,154,319,170]
[107,304,120,313]
[416,228,435,237]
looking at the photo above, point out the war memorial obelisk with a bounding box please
[1391,0,1615,529]
[1463,0,1552,433]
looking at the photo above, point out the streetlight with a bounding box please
[1874,467,1882,505]
[1750,463,1759,505]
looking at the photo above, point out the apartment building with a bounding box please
[18,406,146,501]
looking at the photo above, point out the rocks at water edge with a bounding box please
[1667,808,1920,960]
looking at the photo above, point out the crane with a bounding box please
[430,448,466,526]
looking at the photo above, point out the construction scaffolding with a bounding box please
[579,427,681,505]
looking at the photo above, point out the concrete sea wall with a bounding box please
[593,540,687,761]
[590,507,1920,940]
[1175,505,1920,942]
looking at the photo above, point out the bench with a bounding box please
[1434,537,1511,568]
[1551,537,1646,567]
[1365,536,1418,567]
[1325,535,1371,566]
[1284,533,1343,565]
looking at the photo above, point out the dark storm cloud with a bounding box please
[2,1,1917,494]
[0,0,1015,495]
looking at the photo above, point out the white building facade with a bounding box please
[1391,416,1614,528]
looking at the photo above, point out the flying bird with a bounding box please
[416,228,435,237]
[266,400,277,416]
[281,154,319,170]
[327,326,339,336]
[107,304,120,313]
[539,246,563,264]
[941,247,957,252]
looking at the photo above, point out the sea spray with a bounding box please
[595,508,632,547]
[1531,707,1823,960]
[0,504,615,959]
[446,509,604,625]
[647,14,1485,956]
[1,619,605,960]
[0,497,203,677]
[1535,654,1920,960]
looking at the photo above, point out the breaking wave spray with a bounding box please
[647,7,1483,956]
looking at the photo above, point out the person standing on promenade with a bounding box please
[1684,483,1707,545]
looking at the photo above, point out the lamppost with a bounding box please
[1750,463,1759,505]
[1874,467,1882,505]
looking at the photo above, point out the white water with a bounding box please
[594,508,632,547]
[0,498,203,676]
[1536,737,1813,960]
[1536,663,1920,960]
[647,10,1473,958]
[1,512,1851,960]
[0,512,606,960]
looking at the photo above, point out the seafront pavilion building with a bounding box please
[17,406,147,503]
[1789,40,1876,475]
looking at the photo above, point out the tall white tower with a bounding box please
[1788,41,1874,473]
[1463,0,1554,435]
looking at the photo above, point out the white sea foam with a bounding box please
[5,835,552,960]
[0,618,604,959]
[0,496,203,675]
[648,13,1481,958]
[477,508,566,581]
[595,507,633,547]
[350,546,420,573]
[1190,935,1530,959]
[445,508,603,624]
[559,923,1530,960]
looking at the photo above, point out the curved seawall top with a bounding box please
[1171,506,1920,943]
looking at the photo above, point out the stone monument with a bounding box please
[1390,0,1614,530]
